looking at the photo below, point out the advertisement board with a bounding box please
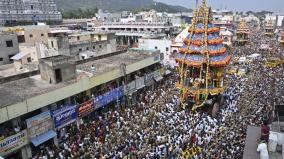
[124,81,136,94]
[94,86,124,110]
[78,100,94,118]
[51,105,77,129]
[26,111,53,138]
[0,130,28,156]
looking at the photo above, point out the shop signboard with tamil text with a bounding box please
[94,86,124,110]
[51,105,77,129]
[78,100,94,118]
[0,130,28,156]
[26,111,53,138]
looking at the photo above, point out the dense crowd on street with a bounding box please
[31,26,284,159]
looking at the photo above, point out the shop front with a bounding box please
[51,105,78,139]
[26,111,57,149]
[124,81,137,106]
[93,86,124,110]
[0,130,29,158]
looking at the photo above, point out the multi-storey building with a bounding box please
[0,0,62,26]
[0,32,20,65]
[0,49,165,159]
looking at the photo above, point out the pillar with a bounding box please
[86,89,92,99]
[21,145,32,159]
[53,136,59,147]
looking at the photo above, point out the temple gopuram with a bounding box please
[176,0,232,115]
[236,20,250,45]
[264,19,275,37]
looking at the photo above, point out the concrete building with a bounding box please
[0,49,165,158]
[170,12,193,27]
[0,0,62,26]
[138,36,172,63]
[44,31,117,60]
[95,22,178,47]
[220,28,233,46]
[0,32,20,65]
[0,25,51,45]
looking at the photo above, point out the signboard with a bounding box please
[145,72,155,86]
[51,105,77,129]
[94,86,124,110]
[0,130,28,156]
[153,70,161,78]
[136,76,145,90]
[78,100,94,118]
[124,81,136,94]
[26,111,53,138]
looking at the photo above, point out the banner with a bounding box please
[145,72,155,86]
[52,105,77,129]
[78,100,94,118]
[136,76,145,89]
[26,111,53,138]
[0,130,28,156]
[94,86,124,110]
[124,81,136,94]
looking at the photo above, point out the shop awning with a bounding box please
[165,70,171,75]
[31,130,57,147]
[136,84,145,90]
[154,76,163,82]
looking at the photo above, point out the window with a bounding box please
[29,34,33,38]
[79,48,82,52]
[55,69,62,83]
[41,33,44,37]
[0,58,3,61]
[31,5,33,10]
[166,47,169,51]
[155,46,158,49]
[86,47,89,50]
[27,57,31,63]
[6,40,13,47]
[77,36,80,40]
[99,45,102,48]
[93,46,95,49]
[98,35,102,41]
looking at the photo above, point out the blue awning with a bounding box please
[31,130,57,147]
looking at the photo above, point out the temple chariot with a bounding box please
[176,0,232,115]
[236,20,250,46]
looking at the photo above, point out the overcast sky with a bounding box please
[156,0,284,12]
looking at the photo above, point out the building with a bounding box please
[45,31,117,60]
[138,35,173,64]
[0,49,166,159]
[0,32,19,65]
[95,22,179,47]
[0,0,62,26]
[0,25,51,45]
[220,28,233,46]
[170,13,193,27]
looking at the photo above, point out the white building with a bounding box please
[0,33,20,65]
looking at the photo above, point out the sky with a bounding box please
[155,0,284,12]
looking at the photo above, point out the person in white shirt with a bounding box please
[257,141,269,159]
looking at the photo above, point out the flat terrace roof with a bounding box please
[76,50,153,76]
[0,51,154,107]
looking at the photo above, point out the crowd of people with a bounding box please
[31,26,284,159]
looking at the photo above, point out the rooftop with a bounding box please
[77,50,155,75]
[0,51,156,107]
